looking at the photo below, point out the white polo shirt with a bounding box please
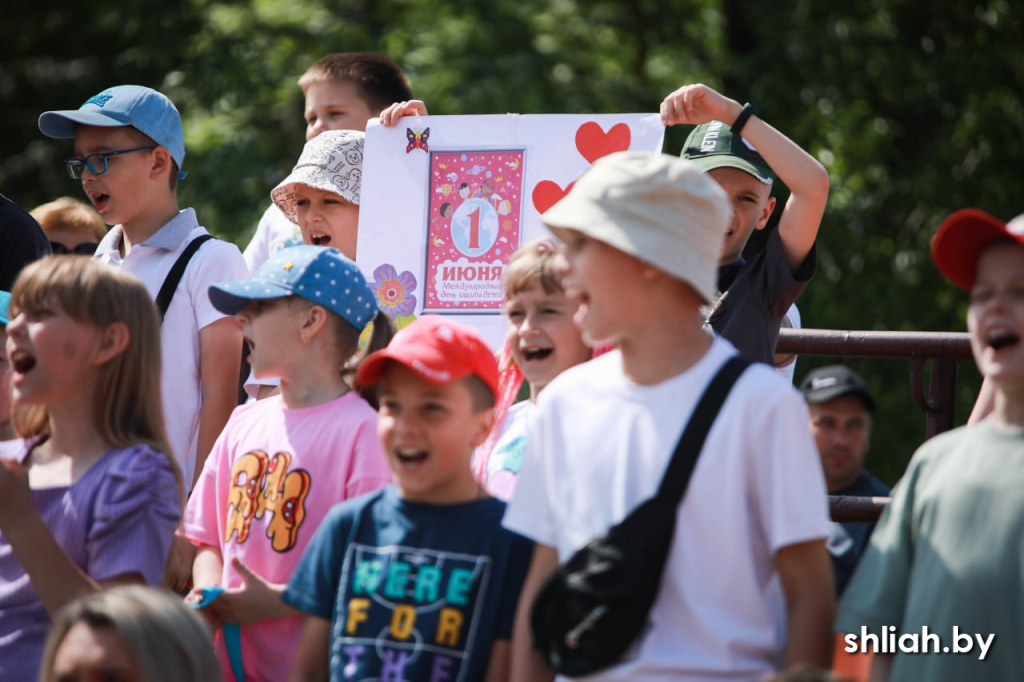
[95,209,247,486]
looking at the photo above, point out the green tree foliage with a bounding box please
[3,0,1021,483]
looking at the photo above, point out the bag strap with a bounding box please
[155,234,214,323]
[656,355,752,504]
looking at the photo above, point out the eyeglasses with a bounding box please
[50,240,99,256]
[64,146,156,180]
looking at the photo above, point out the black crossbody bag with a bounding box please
[529,355,751,677]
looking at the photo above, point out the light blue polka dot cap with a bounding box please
[208,245,378,331]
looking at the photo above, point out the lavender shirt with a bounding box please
[0,440,181,680]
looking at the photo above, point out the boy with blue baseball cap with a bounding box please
[184,244,394,682]
[39,85,248,588]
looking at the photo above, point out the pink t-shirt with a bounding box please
[183,391,390,682]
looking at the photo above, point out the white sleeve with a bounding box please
[242,204,278,273]
[502,399,558,547]
[188,239,248,330]
[748,376,832,553]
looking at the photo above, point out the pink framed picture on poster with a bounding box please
[358,113,665,349]
[424,149,525,312]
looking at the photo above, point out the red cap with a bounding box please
[357,315,499,397]
[932,208,1024,290]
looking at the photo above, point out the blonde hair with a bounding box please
[503,238,566,299]
[39,585,221,682]
[30,197,107,241]
[298,53,412,114]
[10,257,174,474]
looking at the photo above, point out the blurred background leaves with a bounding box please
[3,0,1021,483]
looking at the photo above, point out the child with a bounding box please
[284,315,532,681]
[30,196,107,256]
[0,256,182,681]
[661,83,830,367]
[474,239,592,500]
[835,208,1024,681]
[271,129,365,259]
[183,245,394,682]
[39,585,221,682]
[504,152,834,680]
[243,129,366,401]
[0,291,13,443]
[244,52,413,272]
[38,85,247,495]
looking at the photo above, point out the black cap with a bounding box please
[799,365,875,413]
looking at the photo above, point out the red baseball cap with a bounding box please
[932,208,1024,290]
[357,315,499,397]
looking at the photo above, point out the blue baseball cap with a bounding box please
[0,291,10,325]
[39,85,186,171]
[208,245,378,331]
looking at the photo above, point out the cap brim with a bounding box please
[38,110,129,139]
[686,155,773,185]
[931,208,1019,290]
[805,385,876,412]
[208,280,295,316]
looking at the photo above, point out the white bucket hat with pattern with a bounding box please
[271,130,364,224]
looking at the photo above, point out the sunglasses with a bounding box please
[64,146,156,180]
[50,241,99,256]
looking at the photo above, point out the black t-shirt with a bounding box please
[0,193,51,291]
[707,227,816,364]
[830,471,891,596]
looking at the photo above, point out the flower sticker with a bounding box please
[372,264,417,318]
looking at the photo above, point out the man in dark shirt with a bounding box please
[800,364,890,596]
[0,193,51,291]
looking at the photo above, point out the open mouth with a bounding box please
[395,449,428,466]
[87,191,110,212]
[522,347,553,362]
[988,328,1020,351]
[308,230,332,247]
[10,350,36,374]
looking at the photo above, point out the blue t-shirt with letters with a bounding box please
[283,485,532,681]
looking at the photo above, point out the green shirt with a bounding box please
[835,422,1024,680]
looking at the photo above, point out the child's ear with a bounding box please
[93,322,130,366]
[299,304,329,343]
[149,147,173,181]
[754,195,777,231]
[470,407,496,448]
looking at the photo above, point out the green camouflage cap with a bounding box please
[681,120,774,185]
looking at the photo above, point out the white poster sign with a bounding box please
[358,113,665,349]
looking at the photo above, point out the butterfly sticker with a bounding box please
[406,128,430,153]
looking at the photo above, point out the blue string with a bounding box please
[189,586,245,682]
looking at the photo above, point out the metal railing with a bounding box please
[776,328,973,522]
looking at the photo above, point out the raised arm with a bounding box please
[661,83,830,271]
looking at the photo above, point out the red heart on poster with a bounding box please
[575,122,631,164]
[532,180,576,214]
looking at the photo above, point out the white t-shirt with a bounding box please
[242,203,302,274]
[95,209,248,485]
[503,337,831,681]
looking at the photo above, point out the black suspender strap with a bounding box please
[155,234,214,323]
[657,356,752,503]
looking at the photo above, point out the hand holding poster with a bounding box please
[358,114,665,348]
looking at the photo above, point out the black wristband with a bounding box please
[731,103,755,137]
